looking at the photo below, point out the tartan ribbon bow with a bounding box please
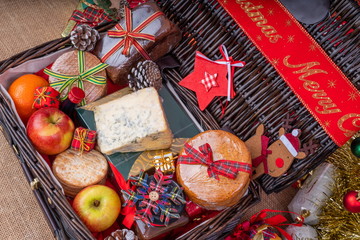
[32,87,59,109]
[73,128,93,154]
[44,50,108,106]
[178,143,252,180]
[70,7,113,27]
[101,6,164,61]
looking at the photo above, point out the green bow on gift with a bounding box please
[44,50,108,106]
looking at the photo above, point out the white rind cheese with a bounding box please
[94,87,173,154]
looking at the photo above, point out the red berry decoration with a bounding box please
[343,190,360,213]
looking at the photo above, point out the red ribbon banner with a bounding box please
[217,0,360,146]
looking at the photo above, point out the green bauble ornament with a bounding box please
[350,137,360,158]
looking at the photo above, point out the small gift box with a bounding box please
[71,127,97,153]
[152,151,176,174]
[62,0,118,37]
[94,3,181,85]
[70,7,113,29]
[33,86,60,109]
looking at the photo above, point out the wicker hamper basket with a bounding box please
[0,15,260,240]
[156,0,359,193]
[0,0,358,239]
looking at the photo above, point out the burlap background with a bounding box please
[0,0,297,239]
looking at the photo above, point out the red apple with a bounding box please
[26,107,74,155]
[73,185,121,232]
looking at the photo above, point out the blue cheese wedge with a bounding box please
[94,87,173,154]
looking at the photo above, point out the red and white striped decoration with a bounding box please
[200,72,218,92]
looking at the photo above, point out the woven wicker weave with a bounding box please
[0,23,260,240]
[156,0,359,193]
[0,0,358,239]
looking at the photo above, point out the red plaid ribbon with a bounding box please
[70,7,113,28]
[71,127,97,154]
[32,86,60,109]
[200,72,218,92]
[252,135,272,174]
[178,143,252,180]
[102,6,163,61]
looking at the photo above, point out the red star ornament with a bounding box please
[179,52,235,110]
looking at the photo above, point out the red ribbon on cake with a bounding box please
[178,143,252,180]
[101,7,164,61]
[217,0,360,146]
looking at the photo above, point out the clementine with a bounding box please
[8,74,49,123]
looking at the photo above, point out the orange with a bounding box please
[8,74,49,123]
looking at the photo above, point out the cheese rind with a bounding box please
[94,87,173,154]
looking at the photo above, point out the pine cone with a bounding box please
[118,0,130,18]
[104,229,138,240]
[70,25,100,51]
[128,60,162,91]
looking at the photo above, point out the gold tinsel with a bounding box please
[316,133,360,240]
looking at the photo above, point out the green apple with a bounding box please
[73,185,121,232]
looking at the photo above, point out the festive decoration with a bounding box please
[245,124,308,179]
[185,201,205,219]
[118,0,130,18]
[44,50,108,106]
[179,45,245,110]
[350,137,360,158]
[218,0,360,146]
[152,151,176,174]
[225,209,303,240]
[177,130,251,210]
[343,190,360,213]
[285,225,319,240]
[178,142,252,180]
[128,60,162,91]
[71,127,97,154]
[316,134,360,239]
[129,138,187,178]
[62,0,120,37]
[32,86,60,109]
[104,229,138,240]
[127,0,148,8]
[288,162,336,225]
[200,72,218,92]
[70,25,100,51]
[121,170,186,226]
[101,6,163,61]
[93,2,181,85]
[70,7,113,29]
[93,0,125,19]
